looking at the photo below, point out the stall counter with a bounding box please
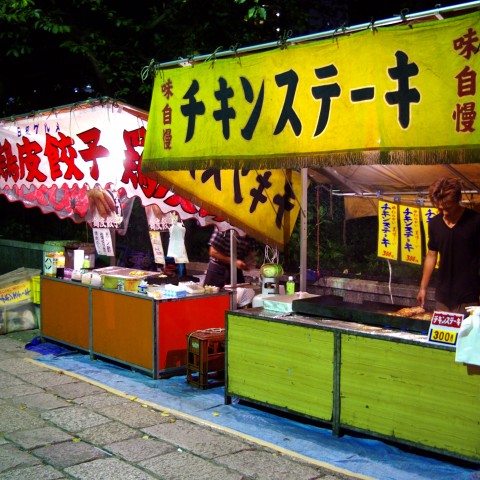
[225,307,480,464]
[41,276,233,378]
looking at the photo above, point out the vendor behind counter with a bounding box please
[204,231,257,288]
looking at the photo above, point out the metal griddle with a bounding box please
[291,295,430,334]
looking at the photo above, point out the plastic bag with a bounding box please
[167,221,186,258]
[455,306,480,366]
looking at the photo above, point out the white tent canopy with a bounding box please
[308,163,480,219]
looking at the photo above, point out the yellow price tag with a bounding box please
[428,328,457,345]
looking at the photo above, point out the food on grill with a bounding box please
[411,312,433,321]
[389,306,426,317]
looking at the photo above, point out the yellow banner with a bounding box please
[378,201,399,261]
[143,12,480,171]
[154,169,302,248]
[420,206,438,252]
[399,205,422,265]
[421,205,440,268]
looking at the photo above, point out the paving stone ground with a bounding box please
[0,330,362,480]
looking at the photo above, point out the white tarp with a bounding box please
[309,163,480,218]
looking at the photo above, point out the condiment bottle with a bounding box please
[286,276,295,294]
[56,252,65,279]
[138,280,148,294]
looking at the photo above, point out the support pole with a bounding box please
[300,168,308,292]
[230,229,237,287]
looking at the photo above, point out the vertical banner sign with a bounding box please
[421,206,440,268]
[420,206,438,252]
[378,201,398,261]
[399,205,422,265]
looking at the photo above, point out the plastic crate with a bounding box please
[186,328,225,389]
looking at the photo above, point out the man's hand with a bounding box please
[236,259,249,271]
[416,288,426,308]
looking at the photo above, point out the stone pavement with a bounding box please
[0,331,365,480]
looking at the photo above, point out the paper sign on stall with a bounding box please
[420,206,440,268]
[377,201,399,261]
[399,205,422,265]
[93,228,115,257]
[149,231,165,265]
[427,311,464,346]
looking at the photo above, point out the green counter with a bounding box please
[225,308,480,464]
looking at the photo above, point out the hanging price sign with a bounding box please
[427,311,464,346]
[377,201,399,261]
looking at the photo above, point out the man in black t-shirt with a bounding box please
[417,177,480,314]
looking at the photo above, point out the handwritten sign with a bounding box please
[0,281,32,306]
[377,201,399,260]
[399,205,422,265]
[93,228,115,257]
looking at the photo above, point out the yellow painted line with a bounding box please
[25,358,375,480]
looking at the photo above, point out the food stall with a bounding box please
[139,4,480,465]
[40,272,232,378]
[0,97,268,360]
[225,298,479,464]
[0,96,303,329]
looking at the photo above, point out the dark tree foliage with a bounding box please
[0,0,456,117]
[0,0,327,116]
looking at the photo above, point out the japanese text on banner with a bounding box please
[421,206,440,268]
[0,281,32,306]
[143,12,480,171]
[378,201,399,261]
[399,205,422,265]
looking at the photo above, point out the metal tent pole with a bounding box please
[153,1,480,69]
[300,168,308,292]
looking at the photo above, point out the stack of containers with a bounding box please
[43,240,76,278]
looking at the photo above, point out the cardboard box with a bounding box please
[0,267,40,333]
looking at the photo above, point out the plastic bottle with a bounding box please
[286,276,295,295]
[138,280,148,294]
[56,252,65,279]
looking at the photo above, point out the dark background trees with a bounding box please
[0,0,464,278]
[0,0,460,117]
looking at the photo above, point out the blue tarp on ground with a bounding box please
[31,344,479,480]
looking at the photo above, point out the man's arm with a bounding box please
[417,249,438,307]
[209,246,248,270]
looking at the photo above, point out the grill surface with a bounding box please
[292,295,431,334]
